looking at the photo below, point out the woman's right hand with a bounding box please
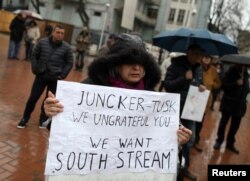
[44,91,64,117]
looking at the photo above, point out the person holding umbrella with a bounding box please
[164,44,206,181]
[8,13,26,59]
[213,63,250,154]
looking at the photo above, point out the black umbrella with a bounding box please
[153,27,238,56]
[220,54,250,65]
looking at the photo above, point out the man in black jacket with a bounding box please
[214,64,250,154]
[164,44,205,181]
[17,25,73,129]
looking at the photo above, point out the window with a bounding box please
[54,4,61,10]
[94,11,101,17]
[39,0,45,7]
[168,8,176,22]
[147,8,158,19]
[177,9,185,24]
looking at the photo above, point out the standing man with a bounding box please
[75,27,91,71]
[164,44,205,181]
[17,25,73,129]
[214,64,250,154]
[8,13,26,59]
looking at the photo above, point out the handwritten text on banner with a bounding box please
[45,81,180,176]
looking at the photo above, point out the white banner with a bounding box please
[181,85,210,122]
[45,81,180,176]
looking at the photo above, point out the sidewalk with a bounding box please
[0,33,249,181]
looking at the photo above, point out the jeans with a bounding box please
[22,75,58,124]
[181,119,196,168]
[8,40,20,59]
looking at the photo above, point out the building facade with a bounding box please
[2,0,211,46]
[1,0,29,10]
[156,0,212,32]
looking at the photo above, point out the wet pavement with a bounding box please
[0,33,249,181]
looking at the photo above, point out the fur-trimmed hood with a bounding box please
[87,43,161,90]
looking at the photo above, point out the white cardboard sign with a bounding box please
[181,85,210,122]
[45,81,180,177]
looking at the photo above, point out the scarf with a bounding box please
[108,76,145,90]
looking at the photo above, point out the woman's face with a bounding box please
[117,64,145,84]
[202,56,212,65]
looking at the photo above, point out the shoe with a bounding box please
[184,169,197,181]
[17,118,28,129]
[213,142,221,150]
[39,125,47,129]
[39,120,47,129]
[226,144,239,154]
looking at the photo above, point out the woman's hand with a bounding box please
[44,91,64,117]
[177,125,192,144]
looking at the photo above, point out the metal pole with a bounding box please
[98,3,110,50]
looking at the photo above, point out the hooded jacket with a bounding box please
[83,36,161,90]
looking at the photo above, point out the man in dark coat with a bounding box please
[17,25,73,129]
[214,64,250,154]
[164,44,205,181]
[8,13,26,59]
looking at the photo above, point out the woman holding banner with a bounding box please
[44,33,192,144]
[43,35,192,181]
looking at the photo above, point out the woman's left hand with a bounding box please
[177,125,192,144]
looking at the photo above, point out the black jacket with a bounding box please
[31,37,73,79]
[164,55,202,111]
[220,66,250,117]
[9,17,25,42]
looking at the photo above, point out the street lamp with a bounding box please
[98,3,110,50]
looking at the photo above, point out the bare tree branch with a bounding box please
[208,0,246,42]
[30,0,40,14]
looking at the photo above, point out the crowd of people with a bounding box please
[8,12,249,181]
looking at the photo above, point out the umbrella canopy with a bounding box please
[153,27,238,56]
[220,54,250,65]
[13,9,43,20]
